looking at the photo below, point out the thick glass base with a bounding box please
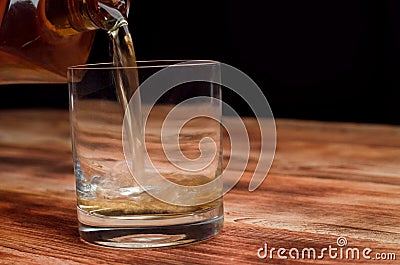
[78,204,224,248]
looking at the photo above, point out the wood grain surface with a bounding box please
[0,109,399,264]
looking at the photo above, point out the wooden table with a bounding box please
[0,110,399,264]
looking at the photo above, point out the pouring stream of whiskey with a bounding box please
[108,16,144,181]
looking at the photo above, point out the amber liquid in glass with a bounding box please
[75,5,223,217]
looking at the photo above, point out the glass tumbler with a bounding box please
[68,61,223,248]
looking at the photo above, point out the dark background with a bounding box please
[2,0,400,124]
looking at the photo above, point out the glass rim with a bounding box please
[68,60,219,70]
